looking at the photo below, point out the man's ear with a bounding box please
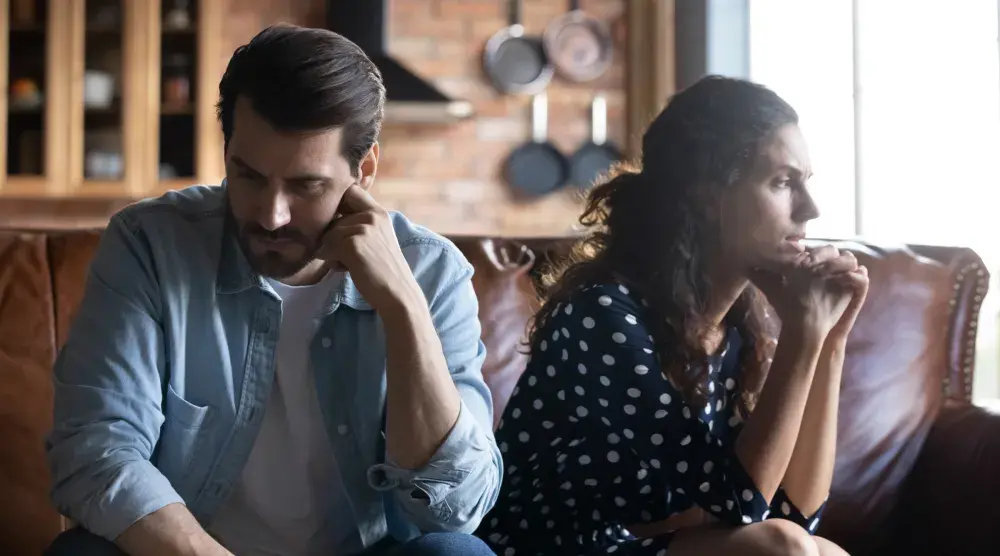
[358,142,379,191]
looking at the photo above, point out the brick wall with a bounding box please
[222,0,628,237]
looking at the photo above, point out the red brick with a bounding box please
[469,18,513,40]
[392,16,469,42]
[437,0,507,18]
[388,37,437,58]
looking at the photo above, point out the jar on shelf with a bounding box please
[164,0,193,31]
[162,54,191,108]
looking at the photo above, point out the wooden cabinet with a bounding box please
[0,0,223,200]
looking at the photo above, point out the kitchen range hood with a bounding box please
[326,1,474,124]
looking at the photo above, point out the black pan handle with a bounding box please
[509,0,522,26]
[591,93,607,146]
[569,0,580,12]
[532,93,549,143]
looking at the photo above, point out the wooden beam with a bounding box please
[625,0,676,161]
[63,0,85,193]
[196,0,225,185]
[0,0,9,187]
[143,0,161,193]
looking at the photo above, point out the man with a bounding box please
[44,25,500,556]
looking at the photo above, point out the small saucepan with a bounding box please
[569,93,622,190]
[543,0,613,83]
[504,92,569,197]
[484,0,553,95]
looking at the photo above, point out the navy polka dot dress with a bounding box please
[475,283,825,555]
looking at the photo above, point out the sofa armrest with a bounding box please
[895,400,1000,554]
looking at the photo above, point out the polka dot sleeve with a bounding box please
[769,485,826,533]
[563,284,775,529]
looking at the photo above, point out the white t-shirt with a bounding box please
[210,273,356,555]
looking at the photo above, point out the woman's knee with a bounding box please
[669,518,818,556]
[752,519,819,556]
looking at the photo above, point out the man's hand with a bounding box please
[320,185,421,314]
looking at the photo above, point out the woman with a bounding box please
[475,76,868,555]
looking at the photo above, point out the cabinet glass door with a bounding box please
[72,0,149,197]
[2,0,66,195]
[158,0,197,188]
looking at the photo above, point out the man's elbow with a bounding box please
[48,453,183,541]
[400,451,502,534]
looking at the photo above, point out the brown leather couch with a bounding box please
[0,228,997,555]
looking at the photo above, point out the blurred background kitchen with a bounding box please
[1,0,998,398]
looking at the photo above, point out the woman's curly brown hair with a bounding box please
[527,76,798,418]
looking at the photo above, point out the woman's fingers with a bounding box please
[832,265,869,293]
[812,251,858,276]
[804,245,840,267]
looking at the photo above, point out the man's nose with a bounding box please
[257,188,291,231]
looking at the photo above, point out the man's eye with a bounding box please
[299,181,328,194]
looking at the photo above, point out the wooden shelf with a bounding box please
[161,103,194,115]
[2,0,224,199]
[9,24,45,33]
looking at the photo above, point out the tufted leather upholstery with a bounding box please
[0,228,995,555]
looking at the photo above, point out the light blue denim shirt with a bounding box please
[45,184,502,552]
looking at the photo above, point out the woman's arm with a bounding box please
[732,323,826,504]
[779,265,869,517]
[773,341,843,516]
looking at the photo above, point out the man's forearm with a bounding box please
[116,503,231,556]
[381,284,462,470]
[780,340,845,515]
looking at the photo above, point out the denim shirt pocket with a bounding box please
[157,384,213,500]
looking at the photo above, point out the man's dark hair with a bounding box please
[217,24,386,175]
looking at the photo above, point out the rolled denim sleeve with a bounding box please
[368,248,502,533]
[45,213,181,540]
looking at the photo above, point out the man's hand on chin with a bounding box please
[318,184,421,315]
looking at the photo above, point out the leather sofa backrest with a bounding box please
[0,229,990,555]
[0,233,62,555]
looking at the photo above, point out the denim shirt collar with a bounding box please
[215,198,373,312]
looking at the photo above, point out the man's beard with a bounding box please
[236,222,320,279]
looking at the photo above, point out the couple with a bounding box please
[45,24,865,556]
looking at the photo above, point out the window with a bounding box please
[749,0,1000,401]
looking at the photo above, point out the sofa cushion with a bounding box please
[0,232,62,554]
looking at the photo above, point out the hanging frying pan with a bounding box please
[542,0,613,83]
[504,93,569,197]
[569,93,621,189]
[484,0,553,95]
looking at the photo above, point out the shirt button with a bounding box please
[321,337,332,348]
[337,424,349,435]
